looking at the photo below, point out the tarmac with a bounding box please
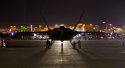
[0,40,125,68]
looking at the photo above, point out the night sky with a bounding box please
[0,0,125,27]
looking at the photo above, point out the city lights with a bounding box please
[0,23,124,33]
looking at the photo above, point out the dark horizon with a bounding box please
[0,0,125,27]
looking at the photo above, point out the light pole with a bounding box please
[102,22,107,32]
[31,24,33,32]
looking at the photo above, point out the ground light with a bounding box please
[2,39,6,48]
[0,38,6,48]
[56,40,64,54]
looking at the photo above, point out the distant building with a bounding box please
[9,26,18,32]
[54,24,59,28]
[93,25,100,32]
[76,24,98,32]
[83,24,94,32]
[123,26,125,32]
[76,24,83,31]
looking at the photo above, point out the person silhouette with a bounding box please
[78,40,81,48]
[46,39,50,48]
[72,41,76,48]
